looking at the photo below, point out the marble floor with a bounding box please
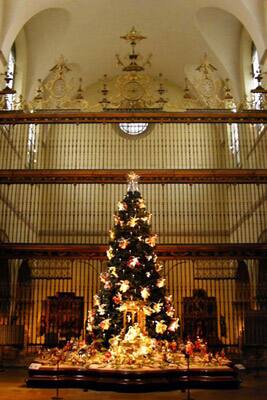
[0,368,266,400]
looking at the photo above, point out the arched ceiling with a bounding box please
[0,0,266,100]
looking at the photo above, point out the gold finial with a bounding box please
[251,66,267,94]
[223,78,233,100]
[118,27,147,72]
[223,78,236,110]
[99,74,110,110]
[50,55,71,74]
[127,171,140,192]
[120,27,146,43]
[0,70,16,96]
[75,78,84,100]
[196,53,217,77]
[34,79,44,101]
[183,77,192,99]
[155,73,168,108]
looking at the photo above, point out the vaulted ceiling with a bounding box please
[0,0,266,100]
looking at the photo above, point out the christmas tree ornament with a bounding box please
[100,318,111,330]
[155,263,163,272]
[117,201,127,211]
[98,304,106,315]
[109,229,115,240]
[87,311,94,332]
[153,302,163,313]
[156,277,166,288]
[109,266,118,277]
[119,280,130,293]
[143,306,153,316]
[166,302,174,311]
[118,238,130,249]
[93,294,100,306]
[127,256,141,268]
[141,287,150,299]
[106,247,114,260]
[100,272,110,283]
[112,293,122,304]
[128,216,139,227]
[155,320,168,334]
[138,198,146,208]
[118,303,127,312]
[114,214,120,225]
[146,271,151,277]
[166,308,175,317]
[145,234,157,247]
[104,280,112,289]
[165,295,172,303]
[168,318,179,332]
[141,214,152,223]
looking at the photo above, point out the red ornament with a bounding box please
[127,256,141,268]
[112,293,122,304]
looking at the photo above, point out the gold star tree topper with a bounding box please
[127,171,140,192]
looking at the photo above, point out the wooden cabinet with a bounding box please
[41,292,84,346]
[183,289,218,346]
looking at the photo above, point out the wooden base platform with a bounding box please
[27,364,240,391]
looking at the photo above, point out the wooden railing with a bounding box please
[1,243,267,259]
[0,110,267,124]
[1,169,267,184]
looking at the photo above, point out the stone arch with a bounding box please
[195,7,242,97]
[0,4,70,98]
[195,4,266,98]
[24,7,70,99]
[1,2,70,61]
[196,2,265,59]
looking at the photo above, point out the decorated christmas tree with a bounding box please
[87,172,179,348]
[34,173,231,372]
